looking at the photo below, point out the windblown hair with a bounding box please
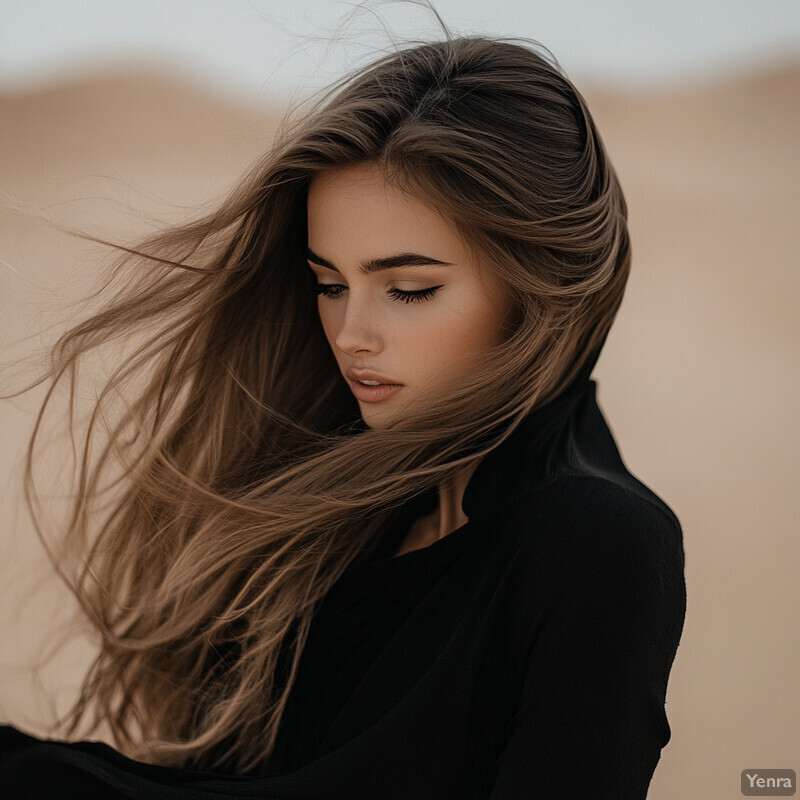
[15,27,631,773]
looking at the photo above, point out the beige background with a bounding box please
[1,62,798,798]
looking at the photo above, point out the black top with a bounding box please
[0,352,687,799]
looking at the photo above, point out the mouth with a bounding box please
[349,379,404,403]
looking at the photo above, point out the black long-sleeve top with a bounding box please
[0,356,687,799]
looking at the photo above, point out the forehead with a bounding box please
[306,164,469,261]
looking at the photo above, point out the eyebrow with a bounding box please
[306,246,453,275]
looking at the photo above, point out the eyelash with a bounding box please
[312,283,443,304]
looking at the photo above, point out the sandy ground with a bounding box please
[1,62,798,798]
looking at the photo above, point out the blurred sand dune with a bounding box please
[1,63,798,799]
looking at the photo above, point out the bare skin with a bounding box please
[306,162,515,555]
[391,461,480,557]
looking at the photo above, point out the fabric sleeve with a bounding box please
[488,492,687,799]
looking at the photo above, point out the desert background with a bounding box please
[1,3,799,798]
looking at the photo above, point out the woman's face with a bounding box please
[306,162,516,429]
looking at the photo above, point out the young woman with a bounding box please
[0,29,687,800]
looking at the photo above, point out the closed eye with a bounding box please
[312,283,443,304]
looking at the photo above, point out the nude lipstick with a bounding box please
[346,368,404,403]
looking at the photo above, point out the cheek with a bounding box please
[441,291,509,350]
[317,302,339,343]
[412,296,505,373]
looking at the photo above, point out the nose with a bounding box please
[332,291,383,357]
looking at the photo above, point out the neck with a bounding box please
[429,460,481,540]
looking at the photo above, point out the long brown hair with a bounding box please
[9,24,631,773]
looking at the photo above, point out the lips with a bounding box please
[346,367,402,386]
[348,380,403,403]
[345,367,403,403]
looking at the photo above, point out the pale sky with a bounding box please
[2,0,799,100]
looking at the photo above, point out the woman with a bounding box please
[0,29,686,800]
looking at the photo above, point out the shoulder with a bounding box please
[513,470,682,546]
[503,472,686,611]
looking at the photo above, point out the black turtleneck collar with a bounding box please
[459,344,602,523]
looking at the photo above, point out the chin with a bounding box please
[359,406,396,431]
[360,412,383,430]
